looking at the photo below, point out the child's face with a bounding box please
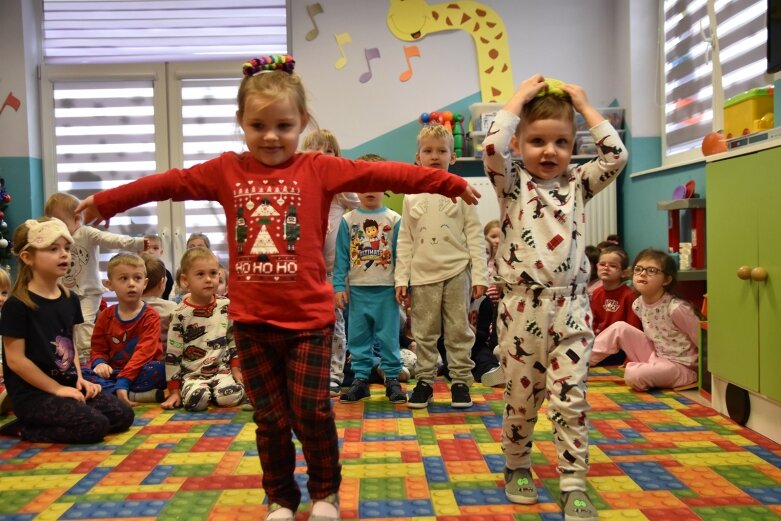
[23,237,71,282]
[238,93,308,167]
[597,252,625,284]
[632,257,671,299]
[181,257,220,304]
[358,192,384,210]
[187,238,208,249]
[0,284,9,308]
[485,226,501,250]
[106,264,147,306]
[416,136,456,170]
[513,117,574,180]
[484,238,494,261]
[145,239,163,257]
[217,268,227,297]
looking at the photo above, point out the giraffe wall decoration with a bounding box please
[386,0,514,102]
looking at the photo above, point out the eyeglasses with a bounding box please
[633,265,662,276]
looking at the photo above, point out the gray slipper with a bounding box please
[561,490,598,521]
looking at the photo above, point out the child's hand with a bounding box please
[472,285,487,300]
[79,379,102,400]
[93,363,112,378]
[334,290,349,310]
[161,391,181,410]
[505,74,549,115]
[231,367,244,386]
[55,385,86,403]
[486,283,501,303]
[454,184,481,205]
[395,286,409,307]
[116,389,139,407]
[559,83,603,128]
[74,195,109,227]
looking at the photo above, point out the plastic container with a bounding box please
[469,130,486,158]
[575,107,624,132]
[469,102,502,132]
[723,86,775,139]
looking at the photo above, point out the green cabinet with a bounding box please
[707,147,781,402]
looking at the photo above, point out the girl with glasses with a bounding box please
[589,248,699,391]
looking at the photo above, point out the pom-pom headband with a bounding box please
[243,55,295,77]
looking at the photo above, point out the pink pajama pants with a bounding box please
[591,322,697,390]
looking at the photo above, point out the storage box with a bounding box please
[723,87,775,139]
[575,107,624,132]
[469,102,502,132]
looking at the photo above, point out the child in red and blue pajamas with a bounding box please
[483,75,628,521]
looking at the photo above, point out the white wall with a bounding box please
[291,0,624,149]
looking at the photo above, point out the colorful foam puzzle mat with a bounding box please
[1,367,781,520]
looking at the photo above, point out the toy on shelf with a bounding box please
[419,111,467,157]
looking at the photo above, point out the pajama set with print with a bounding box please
[483,109,628,491]
[591,293,699,390]
[93,151,470,512]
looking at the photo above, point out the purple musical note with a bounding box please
[359,48,381,83]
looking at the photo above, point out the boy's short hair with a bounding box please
[144,234,161,243]
[301,129,341,156]
[357,153,386,162]
[179,246,218,274]
[520,95,575,130]
[107,252,146,278]
[416,123,454,152]
[141,252,166,289]
[0,267,11,289]
[44,192,79,217]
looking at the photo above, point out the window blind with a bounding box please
[715,0,769,102]
[664,0,715,155]
[43,0,287,64]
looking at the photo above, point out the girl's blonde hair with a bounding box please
[186,232,211,249]
[0,267,11,290]
[301,129,341,156]
[483,219,500,236]
[10,217,71,309]
[237,70,312,125]
[179,246,219,274]
[43,192,79,217]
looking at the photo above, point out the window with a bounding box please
[42,0,286,64]
[663,0,770,160]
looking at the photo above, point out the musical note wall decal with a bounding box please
[359,48,381,83]
[304,3,323,41]
[333,32,352,69]
[398,45,420,82]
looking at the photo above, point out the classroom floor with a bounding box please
[1,367,781,521]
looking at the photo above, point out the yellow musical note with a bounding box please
[399,45,420,82]
[305,3,323,42]
[334,32,352,69]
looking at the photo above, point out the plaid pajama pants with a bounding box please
[234,322,340,511]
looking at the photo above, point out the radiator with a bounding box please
[583,181,617,246]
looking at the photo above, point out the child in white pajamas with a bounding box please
[483,75,628,521]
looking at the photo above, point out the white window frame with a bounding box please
[40,60,240,274]
[660,0,775,166]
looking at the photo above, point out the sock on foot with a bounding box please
[128,389,165,403]
[266,506,294,520]
[311,500,338,517]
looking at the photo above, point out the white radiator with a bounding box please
[584,181,617,246]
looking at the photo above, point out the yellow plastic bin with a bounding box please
[723,87,775,139]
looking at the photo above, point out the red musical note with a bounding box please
[399,45,420,82]
[305,3,323,41]
[359,48,381,83]
[0,92,21,115]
